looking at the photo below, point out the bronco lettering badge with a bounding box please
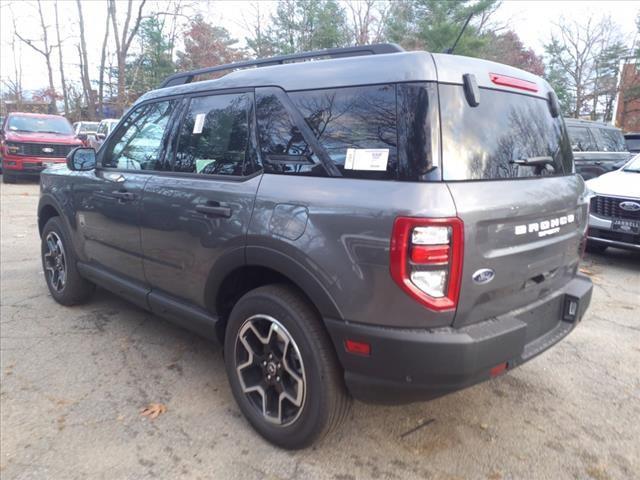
[514,214,575,238]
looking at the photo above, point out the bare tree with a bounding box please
[108,0,147,114]
[242,1,275,58]
[54,1,69,116]
[76,0,98,120]
[546,16,613,117]
[98,1,111,117]
[346,0,390,45]
[15,0,57,113]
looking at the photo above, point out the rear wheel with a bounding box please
[586,241,607,254]
[41,217,95,305]
[224,284,350,449]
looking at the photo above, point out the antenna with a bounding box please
[444,12,474,54]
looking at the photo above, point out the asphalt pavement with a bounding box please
[1,179,639,480]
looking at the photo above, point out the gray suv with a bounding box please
[37,44,593,449]
[565,118,631,180]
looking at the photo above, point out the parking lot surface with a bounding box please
[1,179,639,480]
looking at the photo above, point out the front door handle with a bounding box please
[195,203,232,218]
[112,190,136,202]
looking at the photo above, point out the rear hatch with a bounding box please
[434,67,589,328]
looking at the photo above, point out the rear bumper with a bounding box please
[588,214,640,251]
[325,274,592,404]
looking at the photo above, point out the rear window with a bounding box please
[439,85,573,180]
[592,127,627,152]
[626,137,640,151]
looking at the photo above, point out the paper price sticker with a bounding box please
[344,148,389,171]
[193,113,206,134]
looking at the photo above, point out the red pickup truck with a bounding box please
[1,112,82,183]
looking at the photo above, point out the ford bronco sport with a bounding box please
[38,44,593,449]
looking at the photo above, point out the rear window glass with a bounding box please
[592,127,627,152]
[567,126,598,152]
[440,85,573,180]
[626,138,640,151]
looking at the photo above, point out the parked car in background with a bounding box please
[624,132,640,153]
[38,44,592,448]
[73,121,100,146]
[1,112,82,183]
[565,118,631,180]
[586,154,640,253]
[88,118,119,150]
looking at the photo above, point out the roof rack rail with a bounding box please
[159,43,404,88]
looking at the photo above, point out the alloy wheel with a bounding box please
[234,314,306,426]
[43,231,67,292]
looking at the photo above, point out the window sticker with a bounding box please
[193,113,206,134]
[344,148,389,171]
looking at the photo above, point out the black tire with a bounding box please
[3,174,16,184]
[586,241,607,254]
[224,284,350,449]
[41,216,95,305]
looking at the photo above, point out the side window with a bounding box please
[568,126,597,152]
[255,91,325,177]
[592,128,627,152]
[289,85,398,180]
[102,100,176,170]
[174,93,251,175]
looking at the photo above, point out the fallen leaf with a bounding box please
[579,267,594,276]
[140,403,167,420]
[480,423,489,430]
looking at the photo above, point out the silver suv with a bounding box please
[38,44,593,448]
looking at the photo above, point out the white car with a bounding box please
[586,154,640,252]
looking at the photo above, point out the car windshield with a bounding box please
[7,115,73,135]
[622,154,640,172]
[78,122,99,133]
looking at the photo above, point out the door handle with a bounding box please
[594,161,603,165]
[195,202,232,218]
[112,190,136,202]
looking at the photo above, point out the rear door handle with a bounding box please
[195,203,232,218]
[112,190,136,202]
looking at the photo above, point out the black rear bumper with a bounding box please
[325,274,592,404]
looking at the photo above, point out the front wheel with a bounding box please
[224,284,350,449]
[41,217,95,305]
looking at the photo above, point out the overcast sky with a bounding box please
[0,0,638,94]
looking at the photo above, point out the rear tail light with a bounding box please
[390,217,464,311]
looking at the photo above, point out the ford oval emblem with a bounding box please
[42,147,55,153]
[619,201,640,212]
[472,268,495,285]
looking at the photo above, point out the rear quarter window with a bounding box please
[592,127,627,152]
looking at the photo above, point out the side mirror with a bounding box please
[96,133,106,140]
[67,147,96,171]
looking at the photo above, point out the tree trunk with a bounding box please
[54,1,69,116]
[76,0,97,120]
[98,4,111,118]
[36,0,57,114]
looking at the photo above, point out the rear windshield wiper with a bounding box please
[511,156,555,167]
